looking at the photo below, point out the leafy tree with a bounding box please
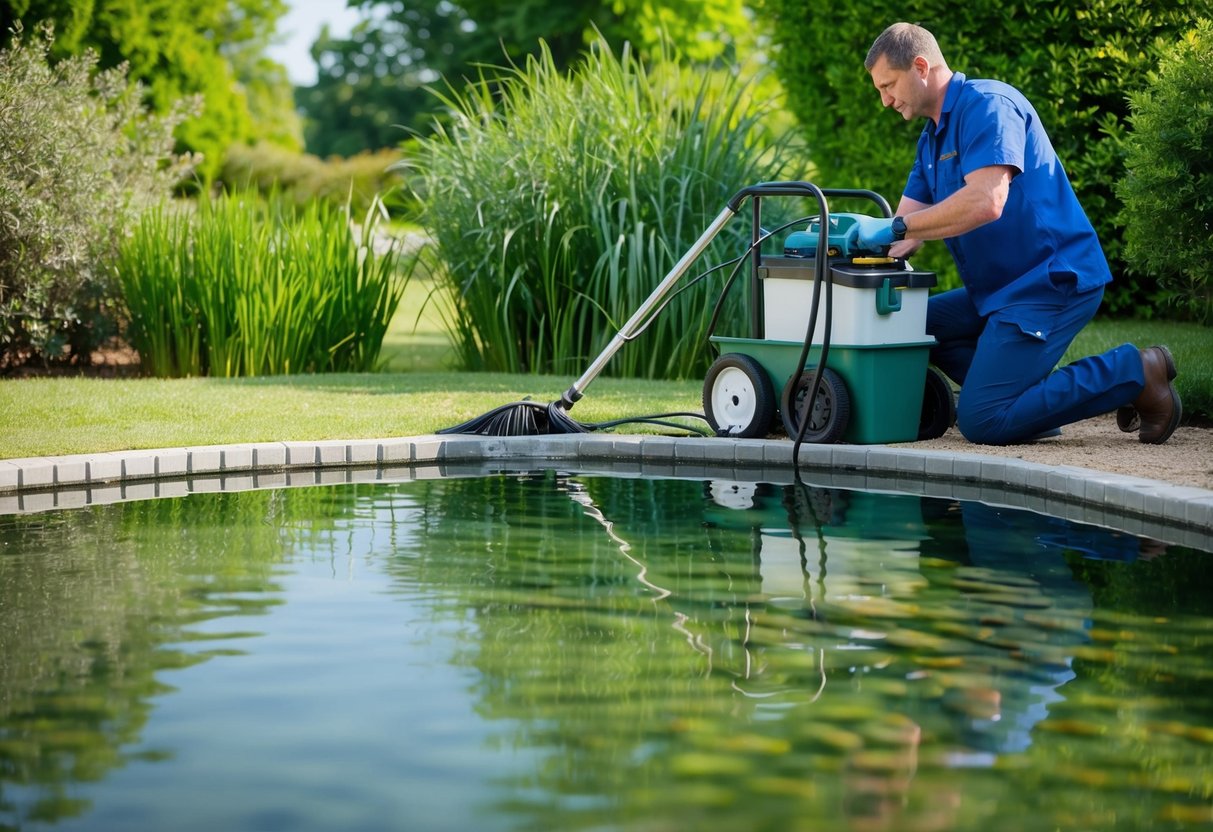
[299,0,757,157]
[219,0,304,152]
[613,0,751,64]
[300,0,626,157]
[0,0,294,179]
[227,48,304,153]
[760,0,1213,313]
[0,0,89,52]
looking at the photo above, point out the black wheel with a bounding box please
[918,365,957,440]
[780,367,851,444]
[703,353,777,438]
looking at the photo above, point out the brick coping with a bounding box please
[2,434,1211,548]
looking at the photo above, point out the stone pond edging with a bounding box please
[2,434,1211,548]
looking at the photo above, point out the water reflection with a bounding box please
[0,473,1210,832]
[401,473,1213,831]
[0,490,325,827]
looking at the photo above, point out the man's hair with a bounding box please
[864,22,945,71]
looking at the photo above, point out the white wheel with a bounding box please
[703,354,776,438]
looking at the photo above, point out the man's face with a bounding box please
[869,55,929,121]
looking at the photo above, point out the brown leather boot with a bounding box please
[1133,346,1181,444]
[1115,405,1139,433]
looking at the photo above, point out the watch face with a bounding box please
[892,217,907,239]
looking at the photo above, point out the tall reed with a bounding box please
[117,193,408,377]
[409,37,797,379]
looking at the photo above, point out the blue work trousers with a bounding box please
[927,287,1144,445]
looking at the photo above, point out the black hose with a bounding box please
[619,215,815,346]
[704,216,817,343]
[437,182,853,439]
[787,219,834,466]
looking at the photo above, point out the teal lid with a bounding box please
[783,229,817,258]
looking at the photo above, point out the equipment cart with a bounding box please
[703,184,956,444]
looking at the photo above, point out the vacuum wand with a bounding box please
[558,205,739,409]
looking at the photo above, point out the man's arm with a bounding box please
[896,164,1015,249]
[888,194,931,259]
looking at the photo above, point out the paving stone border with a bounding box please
[2,434,1211,548]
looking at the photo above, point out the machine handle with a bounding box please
[875,278,902,315]
[726,182,893,217]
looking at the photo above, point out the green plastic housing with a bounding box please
[710,336,933,444]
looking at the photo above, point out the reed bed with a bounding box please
[409,37,799,380]
[117,194,408,377]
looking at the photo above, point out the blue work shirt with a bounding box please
[903,72,1112,316]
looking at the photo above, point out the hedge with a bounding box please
[762,0,1213,314]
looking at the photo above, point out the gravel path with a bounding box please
[898,415,1213,491]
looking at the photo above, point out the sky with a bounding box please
[264,0,363,86]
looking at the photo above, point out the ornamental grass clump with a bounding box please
[409,36,796,380]
[117,193,409,377]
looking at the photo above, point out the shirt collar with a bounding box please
[932,71,967,135]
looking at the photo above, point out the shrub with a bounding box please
[115,192,409,378]
[0,23,194,369]
[218,142,410,217]
[409,36,799,379]
[761,0,1213,312]
[1116,20,1213,325]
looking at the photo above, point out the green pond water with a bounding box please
[2,471,1213,832]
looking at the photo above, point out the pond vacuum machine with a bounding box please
[439,181,956,445]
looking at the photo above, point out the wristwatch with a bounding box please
[891,215,908,241]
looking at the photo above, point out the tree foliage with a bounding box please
[300,0,623,157]
[217,0,305,152]
[0,0,296,178]
[1117,19,1213,324]
[761,0,1213,314]
[613,0,751,64]
[299,0,755,158]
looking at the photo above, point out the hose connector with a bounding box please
[559,387,583,410]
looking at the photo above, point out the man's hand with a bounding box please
[847,215,896,252]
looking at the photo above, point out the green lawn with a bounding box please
[1065,318,1212,418]
[0,279,1208,459]
[378,276,456,373]
[0,372,704,458]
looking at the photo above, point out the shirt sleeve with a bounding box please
[958,92,1026,178]
[903,132,933,203]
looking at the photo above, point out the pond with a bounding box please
[2,471,1212,831]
